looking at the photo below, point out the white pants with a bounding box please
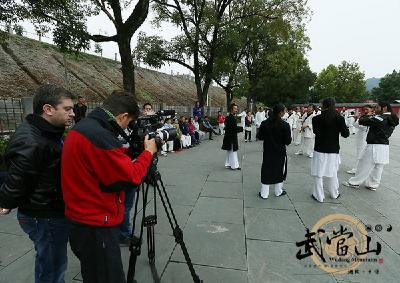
[225,150,239,169]
[313,175,339,202]
[260,183,283,198]
[218,123,225,135]
[162,141,174,152]
[302,137,314,155]
[293,129,301,145]
[181,135,191,148]
[349,146,385,189]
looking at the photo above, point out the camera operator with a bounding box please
[61,91,157,283]
[0,85,75,283]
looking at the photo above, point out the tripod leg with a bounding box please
[127,182,151,283]
[154,180,202,283]
[147,224,155,265]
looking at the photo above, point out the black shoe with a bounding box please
[335,193,341,199]
[209,138,213,140]
[258,192,268,199]
[311,194,321,202]
[230,167,241,170]
[277,190,287,197]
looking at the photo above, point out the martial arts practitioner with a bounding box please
[343,102,399,190]
[346,111,356,135]
[311,98,350,202]
[295,104,315,157]
[287,108,297,139]
[293,107,302,145]
[259,103,292,199]
[346,105,374,174]
[222,103,243,170]
[255,107,266,140]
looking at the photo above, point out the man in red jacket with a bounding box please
[62,91,157,283]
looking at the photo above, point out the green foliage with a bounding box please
[314,61,367,103]
[371,70,400,102]
[93,42,103,56]
[13,24,24,36]
[0,136,10,169]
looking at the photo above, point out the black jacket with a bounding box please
[222,114,243,151]
[359,113,399,145]
[312,111,349,153]
[0,114,65,217]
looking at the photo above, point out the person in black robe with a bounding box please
[222,103,243,170]
[259,103,292,199]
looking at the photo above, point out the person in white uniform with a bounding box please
[255,107,266,140]
[343,102,399,190]
[346,112,356,135]
[346,105,374,174]
[295,104,315,158]
[311,97,350,202]
[293,107,302,145]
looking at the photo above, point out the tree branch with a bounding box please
[90,34,118,42]
[93,0,117,26]
[108,0,123,26]
[124,0,150,38]
[163,57,194,72]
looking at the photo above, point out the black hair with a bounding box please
[269,103,285,123]
[229,103,237,112]
[33,84,76,115]
[378,102,392,112]
[102,90,140,118]
[78,95,83,99]
[143,102,152,110]
[321,97,337,120]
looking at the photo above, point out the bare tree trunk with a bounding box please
[118,37,135,95]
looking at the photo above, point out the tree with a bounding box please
[94,42,103,57]
[0,0,150,96]
[135,0,234,107]
[371,70,400,102]
[314,61,367,103]
[13,24,24,36]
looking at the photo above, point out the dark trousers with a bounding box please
[17,212,68,283]
[120,189,136,240]
[68,222,126,283]
[245,130,252,141]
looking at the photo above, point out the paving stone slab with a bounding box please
[0,233,32,267]
[0,211,24,235]
[245,208,305,242]
[201,181,243,199]
[247,239,335,283]
[188,197,243,225]
[162,262,247,283]
[171,222,246,270]
[243,185,294,210]
[207,169,243,183]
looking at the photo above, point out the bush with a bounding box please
[0,136,10,170]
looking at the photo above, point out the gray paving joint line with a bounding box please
[169,260,248,272]
[245,237,297,245]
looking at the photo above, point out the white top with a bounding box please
[255,111,266,127]
[238,111,246,127]
[311,151,341,177]
[302,112,315,138]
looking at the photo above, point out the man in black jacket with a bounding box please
[222,103,243,170]
[0,85,75,283]
[343,102,399,190]
[311,97,350,202]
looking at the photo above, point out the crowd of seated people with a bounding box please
[159,114,220,156]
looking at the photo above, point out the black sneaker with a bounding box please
[277,190,287,197]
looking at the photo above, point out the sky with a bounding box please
[16,0,400,79]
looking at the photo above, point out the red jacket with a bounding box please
[62,108,152,227]
[217,114,225,124]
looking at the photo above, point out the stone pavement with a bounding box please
[0,127,399,283]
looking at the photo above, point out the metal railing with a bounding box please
[0,98,226,134]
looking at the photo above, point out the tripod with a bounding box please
[126,157,202,283]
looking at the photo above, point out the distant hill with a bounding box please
[0,34,243,108]
[365,77,380,91]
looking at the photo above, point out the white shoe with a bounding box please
[346,169,356,174]
[295,151,303,155]
[365,186,377,191]
[342,181,359,189]
[308,154,313,158]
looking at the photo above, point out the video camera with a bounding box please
[127,109,177,157]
